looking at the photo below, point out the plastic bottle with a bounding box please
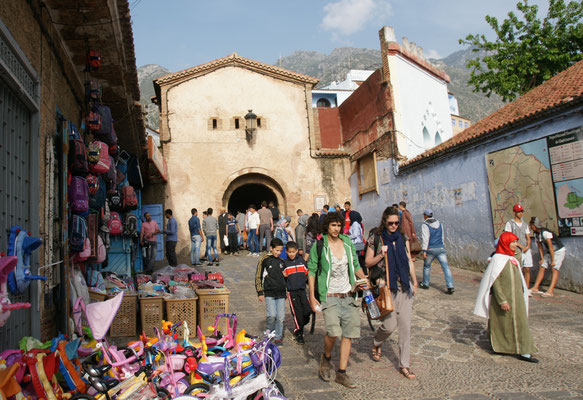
[363,289,380,319]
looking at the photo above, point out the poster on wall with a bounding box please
[485,127,583,238]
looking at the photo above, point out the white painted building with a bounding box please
[312,69,375,108]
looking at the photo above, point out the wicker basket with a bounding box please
[89,291,107,303]
[108,293,137,338]
[164,296,198,338]
[140,297,164,337]
[196,288,230,335]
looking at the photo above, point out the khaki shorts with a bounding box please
[321,296,360,339]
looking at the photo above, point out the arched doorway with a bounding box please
[228,183,277,213]
[222,172,286,215]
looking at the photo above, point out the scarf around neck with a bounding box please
[381,228,410,292]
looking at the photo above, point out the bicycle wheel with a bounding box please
[246,379,285,400]
[156,386,170,399]
[183,382,210,396]
[70,394,98,400]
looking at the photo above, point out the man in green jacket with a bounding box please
[308,212,369,389]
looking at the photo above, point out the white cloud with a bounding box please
[425,49,442,60]
[321,0,393,37]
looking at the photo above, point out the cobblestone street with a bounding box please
[198,252,583,400]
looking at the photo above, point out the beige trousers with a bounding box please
[373,288,414,368]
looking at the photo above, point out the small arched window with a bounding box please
[317,98,331,108]
[422,126,431,148]
[435,132,442,145]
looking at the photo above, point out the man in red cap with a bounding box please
[504,204,533,292]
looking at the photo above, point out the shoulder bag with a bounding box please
[366,236,394,320]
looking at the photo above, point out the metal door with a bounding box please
[142,204,164,261]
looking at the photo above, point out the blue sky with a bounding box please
[131,0,549,72]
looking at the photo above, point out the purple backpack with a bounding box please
[70,215,87,253]
[69,176,89,215]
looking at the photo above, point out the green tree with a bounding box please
[460,0,583,102]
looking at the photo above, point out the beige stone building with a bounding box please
[151,53,351,258]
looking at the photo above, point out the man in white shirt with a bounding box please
[504,204,533,291]
[247,204,260,256]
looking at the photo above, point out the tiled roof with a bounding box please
[315,149,350,158]
[402,60,583,168]
[154,52,319,86]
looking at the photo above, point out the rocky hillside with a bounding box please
[137,64,170,129]
[138,47,505,128]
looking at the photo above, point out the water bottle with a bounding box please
[363,289,380,319]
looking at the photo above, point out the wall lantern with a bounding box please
[244,109,257,142]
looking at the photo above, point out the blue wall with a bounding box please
[351,107,583,293]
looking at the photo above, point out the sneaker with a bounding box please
[247,252,253,256]
[319,354,332,382]
[419,283,429,289]
[295,334,305,345]
[253,253,260,257]
[274,339,284,346]
[446,287,455,295]
[215,262,220,266]
[206,261,214,266]
[335,371,356,389]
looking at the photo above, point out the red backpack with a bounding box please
[108,212,123,235]
[121,186,138,210]
[88,141,110,175]
[86,50,101,70]
[87,174,99,196]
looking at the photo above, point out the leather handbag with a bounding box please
[410,238,422,254]
[371,237,394,319]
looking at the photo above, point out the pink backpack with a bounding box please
[69,176,89,214]
[108,212,123,235]
[95,235,106,263]
[88,141,110,175]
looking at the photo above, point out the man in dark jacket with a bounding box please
[218,208,228,254]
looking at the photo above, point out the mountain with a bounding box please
[277,46,505,124]
[137,47,506,128]
[137,64,170,129]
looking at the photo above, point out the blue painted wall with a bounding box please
[351,107,583,292]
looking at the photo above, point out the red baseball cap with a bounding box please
[513,204,524,212]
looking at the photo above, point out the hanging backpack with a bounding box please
[108,212,123,235]
[88,142,110,175]
[89,235,106,264]
[126,154,144,190]
[69,139,88,176]
[85,80,102,100]
[116,167,126,186]
[105,156,117,193]
[109,142,120,158]
[87,214,99,258]
[121,186,138,210]
[87,141,101,163]
[70,215,87,253]
[109,190,122,211]
[87,174,99,196]
[91,104,113,137]
[87,111,102,132]
[89,176,106,212]
[123,213,138,238]
[69,176,89,215]
[86,50,101,70]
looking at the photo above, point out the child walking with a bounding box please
[255,238,286,345]
[283,241,312,345]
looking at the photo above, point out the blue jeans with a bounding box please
[265,297,285,339]
[190,235,202,264]
[248,229,259,254]
[206,235,218,262]
[423,247,454,289]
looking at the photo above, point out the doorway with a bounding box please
[227,183,277,214]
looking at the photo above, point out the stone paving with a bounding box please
[195,252,583,400]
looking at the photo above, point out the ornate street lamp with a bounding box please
[244,109,257,142]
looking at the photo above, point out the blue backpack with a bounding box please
[70,215,87,253]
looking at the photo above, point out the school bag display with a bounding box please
[88,141,110,174]
[89,176,106,212]
[68,176,89,215]
[121,186,138,210]
[70,215,87,253]
[108,212,123,235]
[68,139,88,176]
[123,213,138,238]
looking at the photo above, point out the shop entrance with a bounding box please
[227,184,277,214]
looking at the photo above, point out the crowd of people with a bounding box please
[147,199,565,389]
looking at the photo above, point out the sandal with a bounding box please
[400,367,416,380]
[541,292,554,297]
[371,346,381,362]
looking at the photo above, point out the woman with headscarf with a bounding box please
[304,213,322,262]
[365,207,418,379]
[474,232,538,363]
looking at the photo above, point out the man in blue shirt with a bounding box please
[420,209,455,294]
[164,209,178,266]
[189,208,204,266]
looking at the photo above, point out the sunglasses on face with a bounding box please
[387,221,399,226]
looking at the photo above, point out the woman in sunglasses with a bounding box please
[365,206,418,379]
